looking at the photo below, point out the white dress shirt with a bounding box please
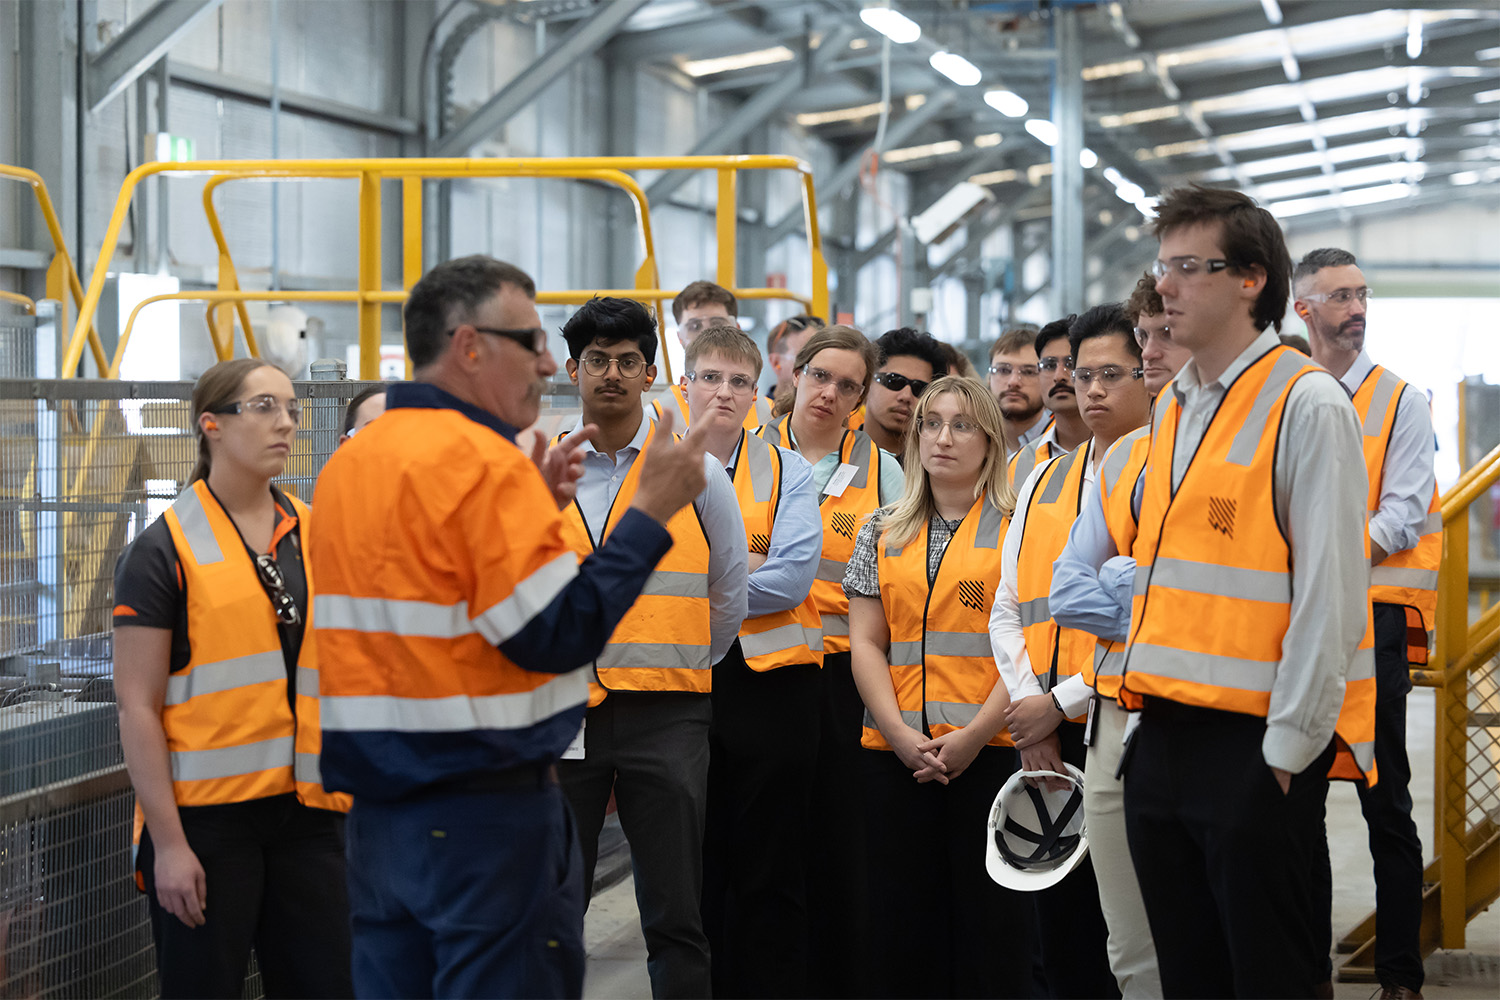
[1339,351,1437,557]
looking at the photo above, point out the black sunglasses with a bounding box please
[254,553,300,626]
[873,371,932,398]
[447,325,547,355]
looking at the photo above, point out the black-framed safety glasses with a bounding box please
[254,553,301,626]
[448,325,548,355]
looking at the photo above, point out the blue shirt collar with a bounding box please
[385,382,520,442]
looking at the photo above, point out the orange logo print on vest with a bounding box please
[958,580,986,612]
[831,512,857,540]
[1208,496,1237,539]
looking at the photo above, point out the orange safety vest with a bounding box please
[731,430,824,670]
[556,421,713,703]
[846,405,865,431]
[654,384,771,432]
[1015,440,1095,719]
[1352,364,1441,665]
[758,414,883,654]
[1007,438,1055,489]
[1090,426,1151,700]
[157,481,347,813]
[865,495,1015,750]
[1121,346,1376,782]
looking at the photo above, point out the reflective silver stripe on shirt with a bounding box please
[863,707,921,731]
[1138,556,1290,604]
[597,642,712,671]
[1370,565,1438,592]
[1128,642,1279,694]
[164,651,286,706]
[924,631,994,658]
[320,668,589,732]
[821,614,850,637]
[641,570,708,599]
[1226,350,1314,466]
[974,501,1007,550]
[1361,368,1403,438]
[472,552,580,645]
[926,700,980,729]
[887,640,923,667]
[171,486,224,565]
[1102,428,1149,495]
[744,432,777,504]
[1017,596,1051,627]
[817,557,849,583]
[315,594,475,639]
[740,620,818,659]
[172,736,294,782]
[1037,450,1080,505]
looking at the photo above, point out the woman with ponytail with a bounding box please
[114,358,352,998]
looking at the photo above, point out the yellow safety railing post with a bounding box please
[716,168,737,293]
[0,290,36,313]
[1436,505,1470,948]
[358,171,383,380]
[403,177,423,381]
[801,171,830,320]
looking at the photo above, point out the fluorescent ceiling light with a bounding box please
[794,94,924,127]
[1196,136,1425,181]
[1269,182,1413,219]
[974,133,1003,148]
[969,169,1019,185]
[984,89,1028,118]
[1450,170,1482,186]
[1281,52,1301,83]
[1083,58,1145,81]
[1135,197,1159,219]
[1102,166,1126,186]
[1080,147,1098,169]
[1406,12,1423,60]
[1138,139,1212,160]
[1114,181,1146,203]
[1099,105,1180,128]
[1025,119,1058,146]
[1027,162,1053,186]
[912,182,989,244]
[930,51,982,87]
[680,46,794,78]
[860,6,922,45]
[882,139,965,164]
[1260,0,1283,26]
[1255,160,1425,202]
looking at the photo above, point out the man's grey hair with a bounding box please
[1293,247,1358,289]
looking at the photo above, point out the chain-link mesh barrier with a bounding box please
[1469,651,1500,836]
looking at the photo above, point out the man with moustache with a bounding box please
[864,328,950,462]
[1008,318,1091,486]
[555,296,748,999]
[1296,248,1434,1000]
[987,325,1048,456]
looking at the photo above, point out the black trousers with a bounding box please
[702,644,821,998]
[1031,720,1121,1000]
[1313,603,1426,991]
[1124,699,1336,999]
[558,690,713,1000]
[862,745,1035,999]
[805,651,871,999]
[138,794,352,1000]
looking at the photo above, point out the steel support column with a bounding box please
[1051,6,1085,317]
[433,0,650,157]
[87,0,223,112]
[646,24,859,207]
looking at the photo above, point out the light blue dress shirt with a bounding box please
[789,428,906,505]
[570,407,749,663]
[725,435,822,619]
[1049,466,1137,644]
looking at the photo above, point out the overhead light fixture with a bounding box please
[1407,68,1423,106]
[680,46,794,78]
[969,169,1019,185]
[974,133,1003,148]
[1140,139,1211,160]
[912,182,989,244]
[794,94,924,126]
[1099,105,1179,128]
[1281,52,1301,83]
[882,139,965,164]
[1114,180,1146,203]
[1102,166,1126,186]
[860,6,922,45]
[1027,162,1053,186]
[1083,58,1145,81]
[1268,183,1414,219]
[1080,147,1099,169]
[984,89,1028,118]
[1135,197,1159,219]
[1406,12,1423,60]
[930,51,982,87]
[1025,119,1058,146]
[1450,170,1481,186]
[1260,0,1284,26]
[849,37,870,50]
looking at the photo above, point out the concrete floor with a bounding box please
[583,686,1499,999]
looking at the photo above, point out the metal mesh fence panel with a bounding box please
[1469,652,1500,835]
[0,372,382,999]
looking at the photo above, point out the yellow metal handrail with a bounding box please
[0,165,108,370]
[0,290,36,313]
[68,156,830,380]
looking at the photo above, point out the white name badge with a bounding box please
[823,462,859,498]
[561,718,586,760]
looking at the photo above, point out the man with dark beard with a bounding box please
[1007,318,1091,486]
[1296,248,1435,1000]
[987,326,1047,457]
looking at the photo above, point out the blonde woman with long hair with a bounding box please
[844,376,1030,998]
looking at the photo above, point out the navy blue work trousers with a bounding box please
[344,780,585,1000]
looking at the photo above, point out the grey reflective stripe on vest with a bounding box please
[864,707,921,731]
[1345,740,1375,774]
[642,571,708,598]
[888,640,923,668]
[846,431,875,490]
[1093,642,1125,683]
[316,594,476,638]
[817,557,848,583]
[1102,427,1149,495]
[1361,368,1403,437]
[974,501,1007,550]
[1226,350,1314,466]
[740,620,818,659]
[164,651,285,706]
[1371,565,1439,591]
[1012,444,1040,486]
[1128,641,1278,694]
[597,642,712,671]
[296,666,320,699]
[1136,556,1290,604]
[759,414,790,444]
[171,486,224,565]
[926,700,981,729]
[1018,596,1051,627]
[172,736,294,782]
[924,631,995,658]
[1347,644,1375,684]
[294,752,324,786]
[1155,393,1174,435]
[321,668,589,732]
[1037,450,1080,505]
[822,614,850,637]
[1421,509,1443,535]
[744,431,777,504]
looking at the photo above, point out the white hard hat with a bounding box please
[985,764,1089,892]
